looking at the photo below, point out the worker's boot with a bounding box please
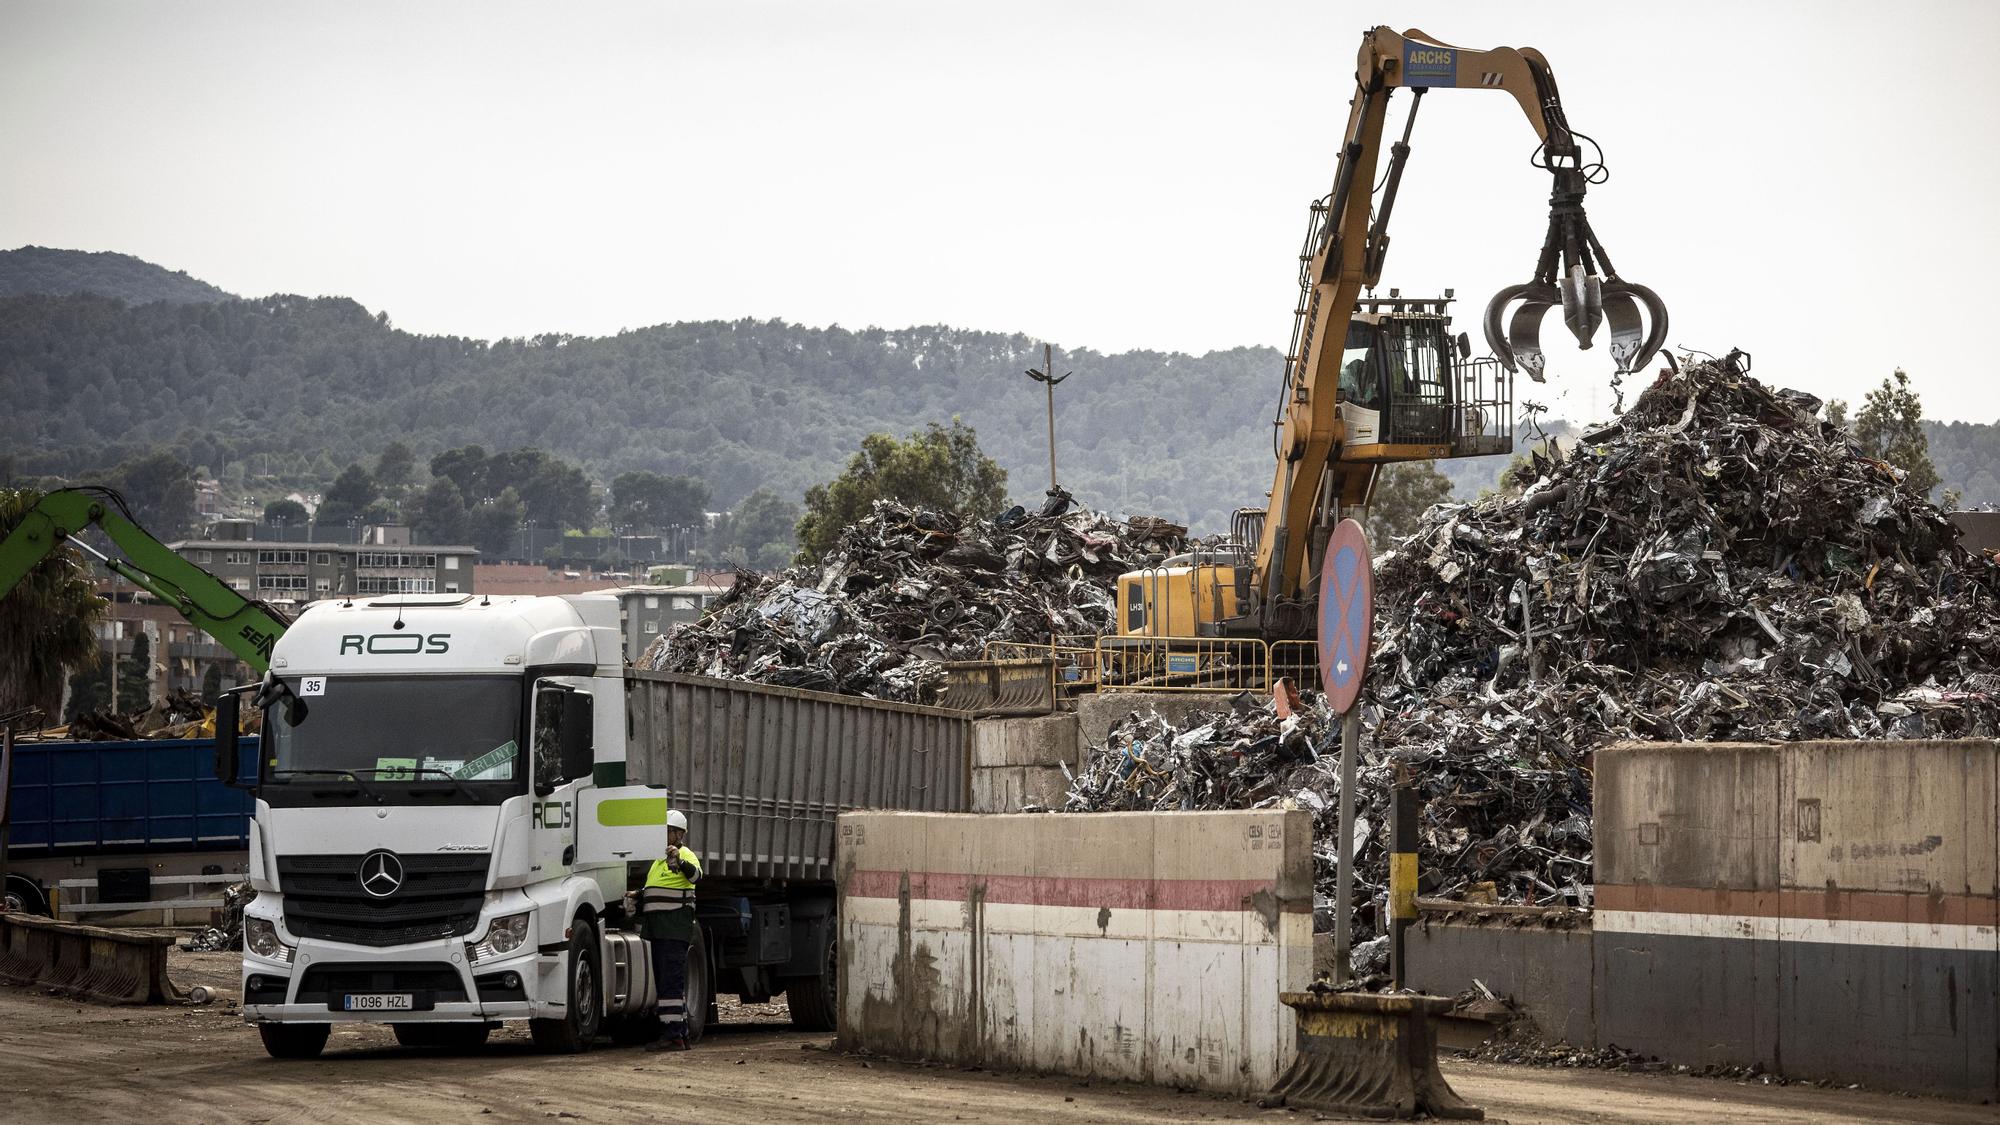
[664,1037,690,1052]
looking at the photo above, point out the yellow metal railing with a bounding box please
[986,635,1323,696]
[984,638,1101,695]
[1270,640,1319,689]
[1095,634,1271,693]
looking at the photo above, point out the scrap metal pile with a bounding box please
[1061,356,2000,933]
[52,688,250,742]
[640,490,1186,703]
[182,882,255,953]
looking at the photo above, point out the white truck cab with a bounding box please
[224,594,665,1058]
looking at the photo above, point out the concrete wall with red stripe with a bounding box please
[834,809,1313,1095]
[1595,739,1998,1098]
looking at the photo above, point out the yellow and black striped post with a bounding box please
[1389,782,1418,986]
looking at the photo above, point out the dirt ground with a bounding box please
[0,951,1990,1125]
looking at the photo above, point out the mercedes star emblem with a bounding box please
[358,850,404,898]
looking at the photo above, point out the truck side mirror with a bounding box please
[214,692,244,789]
[1456,331,1473,360]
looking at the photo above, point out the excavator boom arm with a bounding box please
[1252,27,1664,616]
[0,488,288,674]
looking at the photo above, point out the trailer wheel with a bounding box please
[530,920,602,1054]
[786,927,838,1032]
[684,925,711,1043]
[258,1022,330,1059]
[393,1022,492,1052]
[3,874,49,916]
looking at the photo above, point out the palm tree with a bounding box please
[0,489,107,722]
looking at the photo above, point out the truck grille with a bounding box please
[277,853,489,948]
[296,961,468,1009]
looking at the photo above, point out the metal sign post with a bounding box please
[1318,519,1373,984]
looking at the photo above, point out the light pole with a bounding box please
[1024,343,1071,491]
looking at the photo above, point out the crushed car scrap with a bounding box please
[641,490,1186,702]
[642,355,1998,965]
[1058,356,1999,955]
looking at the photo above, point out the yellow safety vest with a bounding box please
[639,845,701,912]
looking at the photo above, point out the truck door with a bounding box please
[575,786,673,866]
[529,679,594,872]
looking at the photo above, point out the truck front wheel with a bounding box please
[258,1022,330,1059]
[530,920,602,1054]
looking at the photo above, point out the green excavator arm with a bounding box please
[0,487,289,674]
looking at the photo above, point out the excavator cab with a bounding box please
[1336,292,1512,461]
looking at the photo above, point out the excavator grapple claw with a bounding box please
[1483,282,1558,382]
[1562,264,1602,348]
[1485,272,1667,381]
[1600,279,1669,374]
[1483,157,1669,382]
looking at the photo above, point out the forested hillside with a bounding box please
[3,279,1992,530]
[0,292,1290,528]
[0,246,233,304]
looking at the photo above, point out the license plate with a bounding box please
[343,993,413,1011]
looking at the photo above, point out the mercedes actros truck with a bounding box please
[221,593,970,1058]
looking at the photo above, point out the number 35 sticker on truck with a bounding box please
[299,676,326,696]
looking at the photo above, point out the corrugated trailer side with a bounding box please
[623,671,972,883]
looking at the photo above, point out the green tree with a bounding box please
[430,445,490,502]
[1824,399,1849,429]
[121,630,153,711]
[520,460,596,530]
[610,471,711,531]
[729,488,801,561]
[484,448,548,497]
[0,488,105,721]
[360,499,402,525]
[1854,369,1942,497]
[64,658,111,720]
[411,480,472,544]
[1368,462,1455,545]
[315,463,378,527]
[263,497,309,525]
[795,420,1008,563]
[374,441,417,494]
[113,451,198,536]
[470,487,523,557]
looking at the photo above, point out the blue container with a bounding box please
[6,737,257,856]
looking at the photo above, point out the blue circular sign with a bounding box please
[1318,519,1373,714]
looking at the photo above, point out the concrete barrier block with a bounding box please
[972,715,1079,768]
[970,766,1071,813]
[1595,739,2000,1100]
[837,809,1312,1096]
[1404,912,1596,1047]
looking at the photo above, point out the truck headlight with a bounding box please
[469,912,531,962]
[245,917,294,963]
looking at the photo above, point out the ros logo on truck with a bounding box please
[339,633,451,655]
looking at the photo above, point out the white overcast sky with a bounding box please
[4,0,1997,423]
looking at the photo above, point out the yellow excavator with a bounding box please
[1117,26,1669,647]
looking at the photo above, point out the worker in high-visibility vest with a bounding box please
[637,809,702,1051]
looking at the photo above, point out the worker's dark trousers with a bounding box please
[651,937,689,1040]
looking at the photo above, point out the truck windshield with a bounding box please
[262,675,523,804]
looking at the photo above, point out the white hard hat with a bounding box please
[667,810,688,832]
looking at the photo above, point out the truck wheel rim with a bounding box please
[576,958,596,1029]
